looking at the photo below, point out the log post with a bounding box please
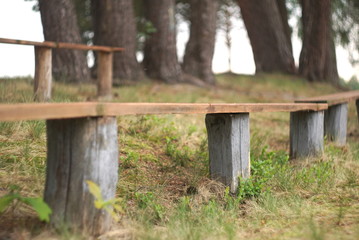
[45,117,118,235]
[205,113,250,193]
[97,51,113,100]
[290,110,324,159]
[356,99,359,124]
[324,103,348,146]
[34,46,52,102]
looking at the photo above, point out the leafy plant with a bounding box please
[86,180,123,222]
[0,185,52,222]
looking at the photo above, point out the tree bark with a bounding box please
[92,0,143,84]
[39,0,90,83]
[237,0,295,74]
[299,0,339,84]
[142,0,183,83]
[182,0,218,85]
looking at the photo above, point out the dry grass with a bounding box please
[0,74,358,239]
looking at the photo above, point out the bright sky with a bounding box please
[0,0,358,80]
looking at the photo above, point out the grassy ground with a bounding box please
[0,73,358,239]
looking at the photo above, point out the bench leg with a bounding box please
[97,51,113,100]
[34,46,52,102]
[324,103,348,146]
[356,99,359,124]
[205,113,250,193]
[45,117,118,235]
[290,111,324,159]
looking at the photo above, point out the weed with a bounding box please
[0,185,51,222]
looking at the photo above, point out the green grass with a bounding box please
[0,74,358,239]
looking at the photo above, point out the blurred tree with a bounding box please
[298,0,339,84]
[38,0,90,83]
[92,0,143,83]
[217,0,240,73]
[142,0,183,83]
[237,0,296,74]
[182,0,219,84]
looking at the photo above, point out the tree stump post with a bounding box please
[97,51,113,100]
[205,113,250,193]
[324,103,348,146]
[290,110,324,159]
[44,117,118,235]
[34,46,52,102]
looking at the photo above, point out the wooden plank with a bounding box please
[34,46,52,102]
[290,110,324,159]
[0,102,328,121]
[324,103,348,146]
[295,90,359,106]
[97,51,113,100]
[206,113,250,193]
[0,37,124,52]
[45,117,118,235]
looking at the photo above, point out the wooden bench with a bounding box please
[0,101,327,234]
[296,90,359,146]
[0,38,124,101]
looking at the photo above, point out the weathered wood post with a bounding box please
[97,51,113,100]
[290,110,324,159]
[206,113,250,193]
[34,46,52,102]
[324,103,348,146]
[44,116,118,235]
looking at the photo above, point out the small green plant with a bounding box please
[86,180,123,222]
[0,185,52,222]
[165,136,191,167]
[134,191,165,222]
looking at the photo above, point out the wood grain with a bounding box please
[0,37,124,52]
[34,46,52,102]
[206,113,250,193]
[0,102,328,122]
[290,110,324,159]
[295,90,359,105]
[45,117,118,235]
[324,103,348,146]
[97,51,113,100]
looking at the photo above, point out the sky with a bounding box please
[0,0,358,81]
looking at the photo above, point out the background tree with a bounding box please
[237,0,296,74]
[298,0,339,84]
[182,0,219,84]
[38,0,90,83]
[217,0,240,73]
[92,0,143,84]
[142,0,183,83]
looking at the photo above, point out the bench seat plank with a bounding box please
[0,102,327,121]
[0,37,124,52]
[295,90,359,105]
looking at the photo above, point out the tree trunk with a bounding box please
[39,0,90,83]
[142,0,183,83]
[299,0,339,84]
[237,0,295,74]
[182,0,218,85]
[92,0,143,84]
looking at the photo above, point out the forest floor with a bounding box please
[0,73,358,240]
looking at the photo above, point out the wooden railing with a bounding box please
[0,37,124,101]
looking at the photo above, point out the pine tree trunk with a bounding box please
[237,0,295,74]
[182,0,218,85]
[299,0,339,84]
[39,0,90,83]
[92,0,143,84]
[142,0,183,83]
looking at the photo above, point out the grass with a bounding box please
[0,74,358,239]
